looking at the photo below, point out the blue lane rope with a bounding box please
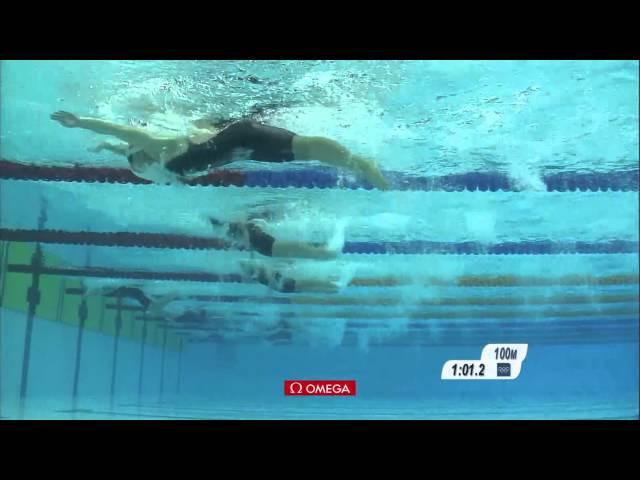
[244,168,640,191]
[1,160,638,191]
[342,240,639,255]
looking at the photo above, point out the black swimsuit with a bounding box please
[245,222,276,256]
[163,119,297,177]
[227,221,277,256]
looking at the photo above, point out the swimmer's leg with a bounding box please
[292,278,339,293]
[292,136,389,190]
[271,240,338,260]
[269,218,346,259]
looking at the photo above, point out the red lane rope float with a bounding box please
[0,228,234,250]
[7,264,246,283]
[0,160,246,186]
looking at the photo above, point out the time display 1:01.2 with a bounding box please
[451,363,485,377]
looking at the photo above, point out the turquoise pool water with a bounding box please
[0,60,638,420]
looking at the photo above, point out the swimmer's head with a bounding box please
[227,222,247,242]
[208,216,249,247]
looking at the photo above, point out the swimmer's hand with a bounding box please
[51,111,80,128]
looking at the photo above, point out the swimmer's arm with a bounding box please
[90,142,129,156]
[76,118,156,147]
[51,111,156,148]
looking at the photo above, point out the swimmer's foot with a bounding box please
[352,155,389,190]
[326,218,347,254]
[364,163,389,190]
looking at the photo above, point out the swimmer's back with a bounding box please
[164,119,297,176]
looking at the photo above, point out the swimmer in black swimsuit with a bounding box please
[238,259,340,294]
[51,110,389,189]
[105,286,152,310]
[96,286,181,315]
[207,215,344,292]
[209,216,340,260]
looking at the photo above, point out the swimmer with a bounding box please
[209,216,340,260]
[239,259,340,294]
[50,111,389,189]
[98,286,181,316]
